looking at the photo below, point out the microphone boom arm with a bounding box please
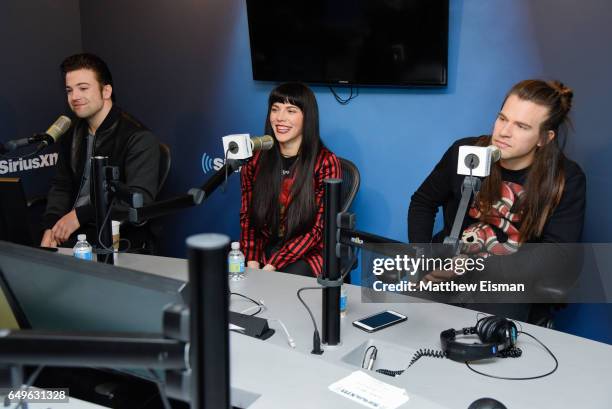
[128,158,245,223]
[442,175,481,255]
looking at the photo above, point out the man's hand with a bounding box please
[421,255,470,283]
[51,210,80,243]
[40,229,58,248]
[247,261,261,269]
[262,264,276,272]
[421,269,456,283]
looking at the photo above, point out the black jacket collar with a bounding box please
[95,104,121,134]
[71,105,122,174]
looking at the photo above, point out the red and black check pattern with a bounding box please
[240,148,341,276]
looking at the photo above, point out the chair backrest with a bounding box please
[338,157,360,212]
[158,143,172,192]
[337,158,360,284]
[0,178,34,246]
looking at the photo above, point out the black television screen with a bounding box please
[246,0,449,87]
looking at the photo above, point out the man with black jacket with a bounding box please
[40,53,160,248]
[407,80,585,320]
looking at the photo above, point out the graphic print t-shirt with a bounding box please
[461,168,528,257]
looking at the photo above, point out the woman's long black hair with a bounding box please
[250,83,322,240]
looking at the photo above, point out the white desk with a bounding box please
[100,251,612,409]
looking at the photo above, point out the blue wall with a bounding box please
[3,0,609,343]
[78,0,555,249]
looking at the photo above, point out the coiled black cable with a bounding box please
[407,348,446,367]
[374,348,446,377]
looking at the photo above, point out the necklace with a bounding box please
[280,155,298,177]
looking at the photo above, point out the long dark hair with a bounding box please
[250,83,322,240]
[477,79,574,242]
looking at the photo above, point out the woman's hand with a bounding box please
[247,261,261,269]
[262,264,276,271]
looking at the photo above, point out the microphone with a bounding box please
[457,145,501,178]
[487,145,501,163]
[249,135,274,152]
[5,116,72,152]
[223,134,275,160]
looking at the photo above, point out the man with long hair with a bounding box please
[408,79,586,319]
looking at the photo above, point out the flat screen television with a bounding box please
[246,0,449,87]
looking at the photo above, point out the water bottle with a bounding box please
[228,241,245,281]
[340,285,348,317]
[73,234,93,261]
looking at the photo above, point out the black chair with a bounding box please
[139,143,172,254]
[1,178,37,246]
[338,157,360,212]
[158,143,172,191]
[337,157,360,282]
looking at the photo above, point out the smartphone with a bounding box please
[352,310,407,333]
[37,246,58,252]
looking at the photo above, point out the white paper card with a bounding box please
[329,371,409,409]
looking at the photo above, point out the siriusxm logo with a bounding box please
[0,153,59,175]
[201,152,241,174]
[201,153,225,174]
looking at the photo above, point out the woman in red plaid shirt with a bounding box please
[240,83,341,276]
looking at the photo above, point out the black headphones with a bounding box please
[440,316,518,362]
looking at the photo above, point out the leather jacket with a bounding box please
[43,105,160,230]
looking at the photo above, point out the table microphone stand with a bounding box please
[318,178,424,347]
[92,157,114,263]
[442,175,481,256]
[92,156,244,263]
[320,179,342,346]
[0,233,233,409]
[91,157,143,264]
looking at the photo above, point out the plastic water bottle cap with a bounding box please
[77,234,86,241]
[231,242,240,250]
